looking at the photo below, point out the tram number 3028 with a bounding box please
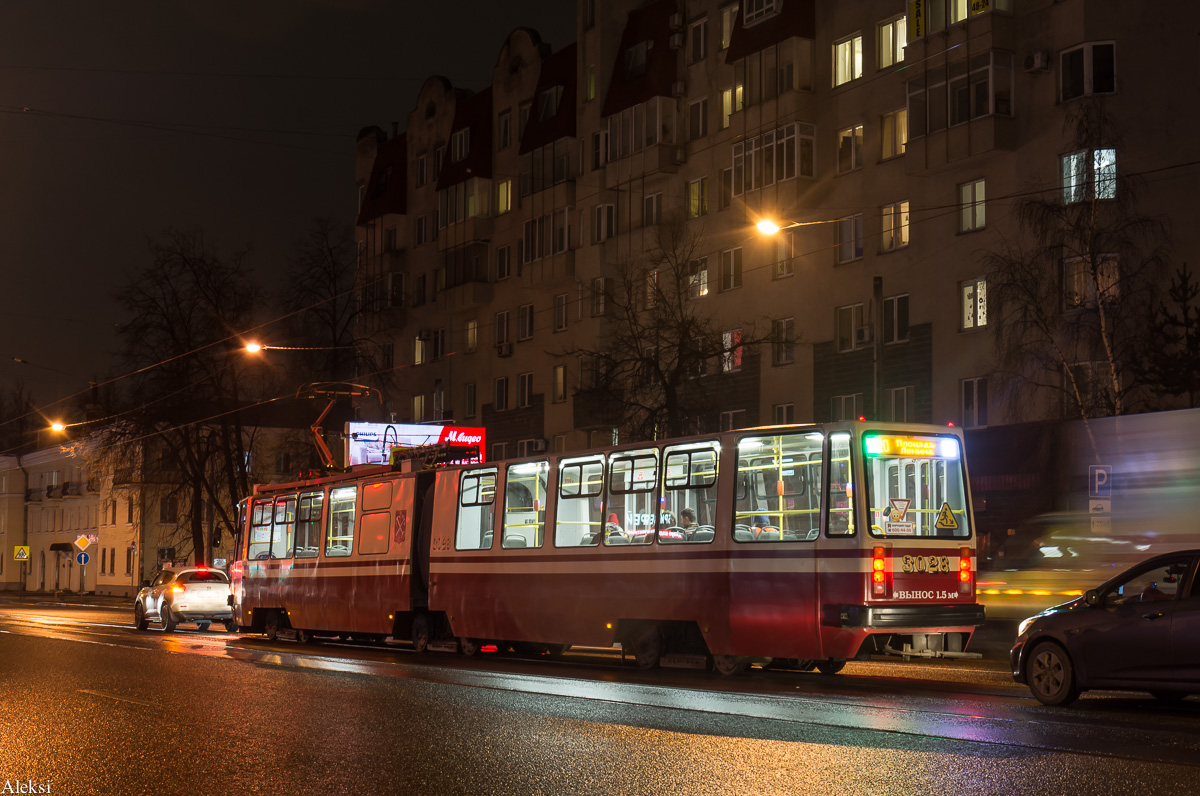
[901,555,951,574]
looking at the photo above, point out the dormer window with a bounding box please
[743,0,779,27]
[538,86,563,121]
[623,40,652,79]
[451,128,470,162]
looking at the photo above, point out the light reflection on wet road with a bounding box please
[1,601,1198,794]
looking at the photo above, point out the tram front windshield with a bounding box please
[864,434,971,539]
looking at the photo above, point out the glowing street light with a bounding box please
[50,421,66,432]
[756,219,781,235]
[244,342,263,353]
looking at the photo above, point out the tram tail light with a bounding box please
[959,547,973,594]
[871,546,889,597]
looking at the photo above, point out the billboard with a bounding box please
[345,422,486,466]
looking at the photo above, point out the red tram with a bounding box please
[230,422,985,673]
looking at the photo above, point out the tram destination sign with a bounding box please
[346,422,487,466]
[864,434,960,459]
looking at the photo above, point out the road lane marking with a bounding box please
[78,689,154,706]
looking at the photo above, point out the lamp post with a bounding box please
[757,217,883,421]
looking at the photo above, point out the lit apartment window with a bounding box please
[720,247,742,291]
[720,4,737,49]
[772,317,795,365]
[1062,149,1116,203]
[1061,42,1115,102]
[961,377,988,428]
[518,303,535,340]
[881,201,910,251]
[879,16,906,68]
[465,319,478,352]
[413,335,427,366]
[881,109,907,159]
[553,365,566,403]
[690,18,707,63]
[688,177,708,218]
[836,303,866,353]
[962,277,987,329]
[688,258,709,299]
[959,179,985,232]
[884,294,909,344]
[831,394,863,421]
[773,403,794,424]
[494,377,509,411]
[837,125,864,173]
[721,84,744,128]
[517,372,534,408]
[837,215,864,263]
[497,180,512,215]
[833,34,863,87]
[412,394,426,423]
[554,294,568,332]
[689,98,708,140]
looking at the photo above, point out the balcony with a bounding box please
[573,388,625,430]
[437,280,493,312]
[63,482,84,497]
[46,484,63,500]
[522,250,575,287]
[26,488,45,503]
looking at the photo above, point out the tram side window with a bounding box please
[457,469,497,550]
[271,496,296,559]
[294,492,323,558]
[247,499,273,560]
[827,433,856,535]
[555,456,605,547]
[359,481,392,555]
[503,461,548,549]
[735,432,824,542]
[659,443,719,544]
[325,486,356,557]
[607,449,659,545]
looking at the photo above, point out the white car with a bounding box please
[134,567,236,632]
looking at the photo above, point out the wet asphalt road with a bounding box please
[1,600,1199,795]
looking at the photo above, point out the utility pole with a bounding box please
[873,275,883,420]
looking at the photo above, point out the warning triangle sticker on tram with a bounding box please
[935,502,959,530]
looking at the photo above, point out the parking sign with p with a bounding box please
[1089,465,1112,499]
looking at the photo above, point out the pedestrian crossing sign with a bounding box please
[13,546,29,561]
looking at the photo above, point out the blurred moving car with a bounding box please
[1011,550,1200,705]
[134,567,236,633]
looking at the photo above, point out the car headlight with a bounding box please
[1017,616,1038,637]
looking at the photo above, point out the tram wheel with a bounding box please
[711,655,747,676]
[295,629,309,644]
[630,627,662,670]
[815,659,846,675]
[459,637,481,656]
[411,614,430,653]
[264,611,279,642]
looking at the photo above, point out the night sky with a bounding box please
[1,0,575,410]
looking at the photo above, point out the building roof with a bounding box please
[436,87,494,189]
[601,0,678,118]
[356,132,408,225]
[519,42,578,154]
[726,1,816,63]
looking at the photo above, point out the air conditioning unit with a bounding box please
[669,33,684,50]
[669,12,683,30]
[496,342,514,357]
[671,80,686,96]
[670,147,687,165]
[532,438,548,453]
[855,325,873,345]
[1023,50,1049,73]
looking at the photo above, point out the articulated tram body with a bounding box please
[232,422,984,665]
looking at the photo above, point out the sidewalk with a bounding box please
[0,590,131,608]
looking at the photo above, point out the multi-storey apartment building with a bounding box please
[354,0,1199,544]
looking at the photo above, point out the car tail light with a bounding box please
[171,584,186,594]
[871,546,889,597]
[959,547,972,594]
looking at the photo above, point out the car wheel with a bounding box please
[264,611,279,642]
[160,602,177,633]
[1027,641,1080,706]
[224,620,238,633]
[196,622,211,632]
[816,660,846,675]
[134,603,149,631]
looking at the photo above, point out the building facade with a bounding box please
[353,0,1200,541]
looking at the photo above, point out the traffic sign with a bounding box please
[76,551,90,566]
[74,535,91,552]
[935,502,959,530]
[13,546,29,562]
[1088,465,1112,498]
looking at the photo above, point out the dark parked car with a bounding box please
[1011,550,1200,705]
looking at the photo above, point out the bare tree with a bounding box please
[986,99,1168,433]
[568,214,767,441]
